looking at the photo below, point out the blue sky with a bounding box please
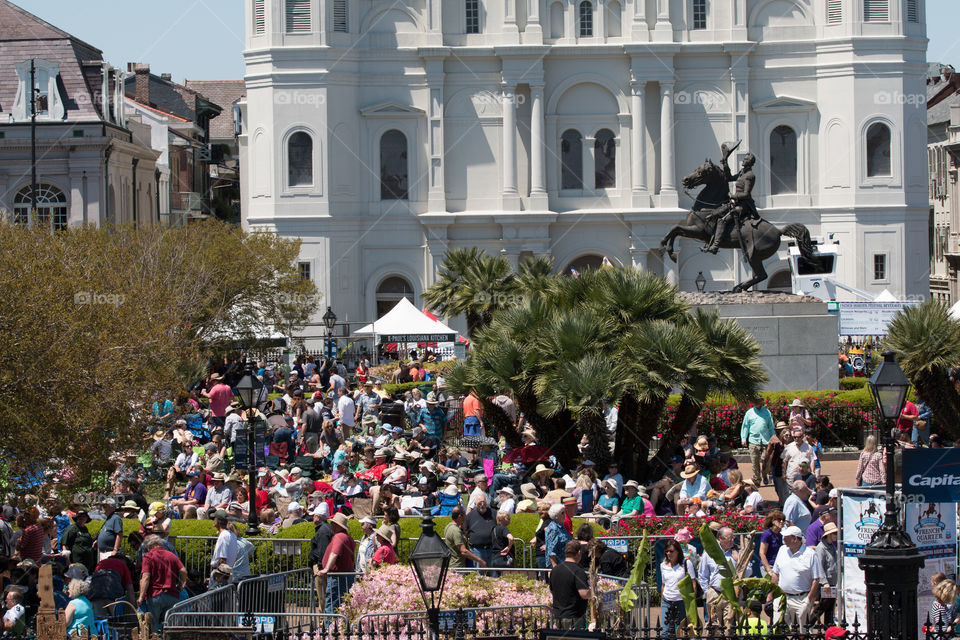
[13,0,960,81]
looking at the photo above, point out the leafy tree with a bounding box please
[885,300,960,438]
[0,221,317,495]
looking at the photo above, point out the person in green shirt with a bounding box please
[743,600,769,635]
[443,507,485,568]
[60,511,96,574]
[619,481,646,517]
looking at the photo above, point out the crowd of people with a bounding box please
[0,352,910,637]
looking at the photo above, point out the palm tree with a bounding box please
[886,300,960,438]
[423,248,518,338]
[648,308,767,476]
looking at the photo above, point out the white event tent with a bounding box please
[353,297,458,345]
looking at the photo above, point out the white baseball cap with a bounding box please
[782,525,803,539]
[312,503,329,517]
[828,488,839,499]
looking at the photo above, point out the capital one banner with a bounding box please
[902,448,960,502]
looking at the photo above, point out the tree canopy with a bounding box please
[433,250,767,479]
[0,221,317,493]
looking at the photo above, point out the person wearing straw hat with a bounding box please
[620,481,653,517]
[418,393,448,441]
[371,525,398,567]
[787,397,812,430]
[150,429,175,467]
[678,463,709,502]
[203,472,233,519]
[742,478,764,514]
[594,479,621,519]
[741,396,775,487]
[318,513,356,613]
[356,516,377,573]
[812,521,839,625]
[61,510,96,574]
[532,464,554,494]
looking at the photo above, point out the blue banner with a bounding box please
[902,448,960,502]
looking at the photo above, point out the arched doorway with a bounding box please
[376,275,414,318]
[565,254,605,276]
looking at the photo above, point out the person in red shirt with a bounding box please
[14,508,43,564]
[318,513,356,613]
[202,373,234,429]
[138,535,187,632]
[94,554,136,612]
[371,526,397,568]
[896,400,918,434]
[462,390,484,437]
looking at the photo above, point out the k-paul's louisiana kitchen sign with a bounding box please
[902,448,960,503]
[379,333,456,343]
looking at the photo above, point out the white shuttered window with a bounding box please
[863,0,889,22]
[286,0,311,33]
[826,0,841,24]
[253,0,265,34]
[333,0,348,32]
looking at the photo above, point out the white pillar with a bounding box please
[526,0,543,42]
[653,0,672,41]
[659,82,678,207]
[503,0,520,42]
[426,56,447,212]
[631,80,648,206]
[584,135,596,191]
[530,84,548,208]
[632,0,648,40]
[502,81,520,208]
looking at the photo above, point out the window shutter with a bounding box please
[863,0,888,22]
[333,0,348,32]
[826,0,841,24]
[253,0,265,34]
[286,0,311,33]
[905,0,918,23]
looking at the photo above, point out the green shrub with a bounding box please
[839,377,868,390]
[382,381,435,397]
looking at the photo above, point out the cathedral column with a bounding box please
[526,0,543,42]
[632,0,649,40]
[503,0,520,43]
[659,81,678,207]
[530,83,548,209]
[630,78,649,206]
[502,79,520,210]
[653,0,672,41]
[424,52,448,212]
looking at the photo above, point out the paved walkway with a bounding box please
[754,456,861,502]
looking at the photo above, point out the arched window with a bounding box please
[866,122,891,177]
[380,130,409,200]
[607,1,622,37]
[550,1,564,38]
[769,125,797,195]
[13,183,67,231]
[377,276,415,318]
[561,129,583,190]
[465,0,480,33]
[594,129,616,189]
[566,254,604,276]
[288,131,313,187]
[579,1,593,37]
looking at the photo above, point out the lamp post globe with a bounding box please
[695,271,707,293]
[859,350,924,640]
[409,515,450,639]
[235,368,264,412]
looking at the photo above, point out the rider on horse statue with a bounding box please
[702,141,759,254]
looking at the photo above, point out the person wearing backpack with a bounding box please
[89,554,134,617]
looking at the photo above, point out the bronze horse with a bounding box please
[660,159,816,292]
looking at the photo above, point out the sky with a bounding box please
[12,0,960,81]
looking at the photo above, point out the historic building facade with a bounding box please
[239,0,929,336]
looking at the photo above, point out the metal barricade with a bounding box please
[237,568,318,616]
[164,584,239,629]
[171,535,313,580]
[354,604,553,636]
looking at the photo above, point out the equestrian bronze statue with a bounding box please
[660,141,816,293]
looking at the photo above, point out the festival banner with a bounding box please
[840,490,886,625]
[905,501,957,638]
[902,448,960,502]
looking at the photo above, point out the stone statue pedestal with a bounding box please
[681,291,839,391]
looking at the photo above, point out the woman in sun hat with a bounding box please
[371,526,397,567]
[787,397,812,429]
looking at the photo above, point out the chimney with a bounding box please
[134,63,150,105]
[160,73,172,81]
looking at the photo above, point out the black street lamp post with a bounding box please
[235,365,264,537]
[860,350,924,640]
[409,515,451,640]
[323,306,337,361]
[695,271,707,293]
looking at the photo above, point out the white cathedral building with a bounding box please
[238,0,929,338]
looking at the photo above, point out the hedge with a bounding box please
[839,377,869,390]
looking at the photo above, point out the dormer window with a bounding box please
[13,59,65,122]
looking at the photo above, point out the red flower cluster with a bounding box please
[601,513,764,538]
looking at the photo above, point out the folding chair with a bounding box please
[294,456,316,479]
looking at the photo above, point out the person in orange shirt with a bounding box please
[462,390,484,437]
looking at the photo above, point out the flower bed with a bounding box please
[603,514,764,538]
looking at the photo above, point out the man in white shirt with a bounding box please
[223,405,244,445]
[781,427,816,484]
[468,474,489,512]
[210,511,238,585]
[2,590,25,633]
[770,525,823,631]
[678,465,709,502]
[336,386,356,430]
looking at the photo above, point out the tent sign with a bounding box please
[380,333,456,343]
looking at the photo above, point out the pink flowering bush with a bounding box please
[342,565,620,634]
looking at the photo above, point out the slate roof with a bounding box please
[183,80,245,140]
[0,0,106,121]
[927,62,960,127]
